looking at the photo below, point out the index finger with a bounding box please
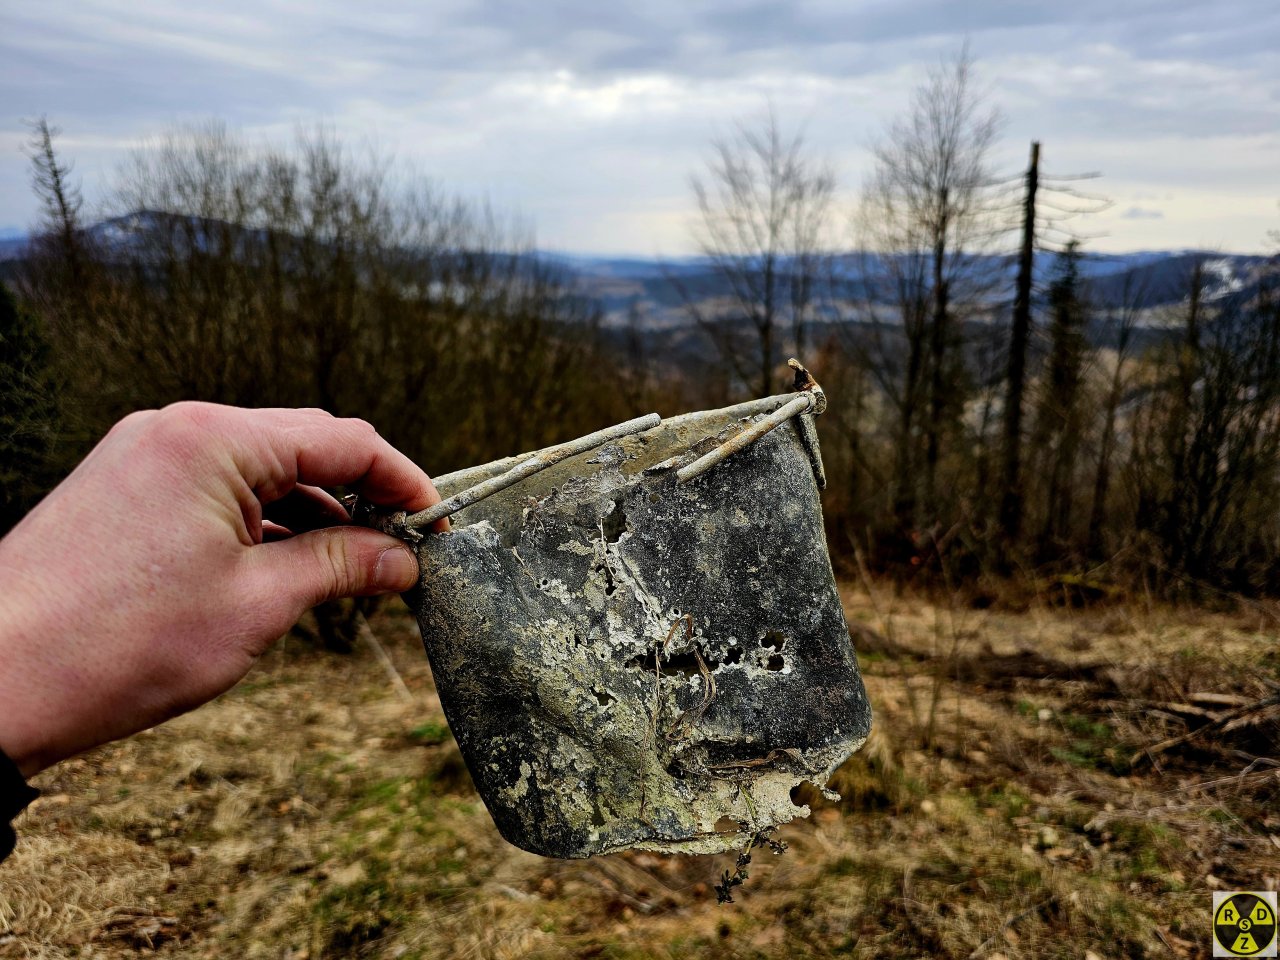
[237,408,444,515]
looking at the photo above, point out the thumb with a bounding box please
[248,526,421,614]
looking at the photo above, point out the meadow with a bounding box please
[2,587,1276,959]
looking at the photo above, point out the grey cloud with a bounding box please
[1,0,1277,252]
[7,2,1278,117]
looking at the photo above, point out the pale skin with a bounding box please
[0,402,446,779]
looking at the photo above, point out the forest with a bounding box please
[4,54,1279,604]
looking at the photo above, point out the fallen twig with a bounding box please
[355,612,413,704]
[1131,691,1280,766]
[967,895,1058,959]
[1182,764,1280,794]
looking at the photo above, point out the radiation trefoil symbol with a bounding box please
[1214,892,1279,957]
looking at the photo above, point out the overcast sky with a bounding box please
[2,0,1277,254]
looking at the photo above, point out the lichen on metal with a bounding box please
[365,361,872,859]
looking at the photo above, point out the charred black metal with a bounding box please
[371,379,872,859]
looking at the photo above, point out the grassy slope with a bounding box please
[1,589,1276,959]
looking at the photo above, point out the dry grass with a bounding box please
[2,590,1277,959]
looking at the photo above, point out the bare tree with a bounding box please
[23,122,630,470]
[681,109,836,397]
[1085,270,1143,559]
[851,46,1004,529]
[1128,260,1280,594]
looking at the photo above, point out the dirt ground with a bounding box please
[2,585,1277,959]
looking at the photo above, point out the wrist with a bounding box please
[0,567,67,778]
[0,723,45,779]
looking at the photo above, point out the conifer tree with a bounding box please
[0,281,59,532]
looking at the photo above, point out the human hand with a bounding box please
[0,403,442,777]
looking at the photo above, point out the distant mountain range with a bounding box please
[0,234,29,262]
[548,249,1273,326]
[3,213,1273,328]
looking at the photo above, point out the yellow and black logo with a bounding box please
[1214,892,1278,957]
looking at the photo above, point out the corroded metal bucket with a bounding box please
[360,362,871,858]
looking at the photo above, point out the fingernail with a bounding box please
[374,545,419,590]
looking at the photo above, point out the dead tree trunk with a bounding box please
[924,188,950,513]
[998,141,1040,547]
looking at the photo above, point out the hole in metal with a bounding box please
[760,630,787,651]
[601,498,627,543]
[627,649,703,679]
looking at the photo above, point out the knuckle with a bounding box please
[140,404,209,455]
[342,417,377,437]
[106,408,157,438]
[316,531,360,599]
[160,400,221,430]
[146,401,236,454]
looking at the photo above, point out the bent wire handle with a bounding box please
[352,359,826,539]
[354,413,662,539]
[412,413,661,530]
[677,358,827,486]
[676,392,814,483]
[432,391,803,493]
